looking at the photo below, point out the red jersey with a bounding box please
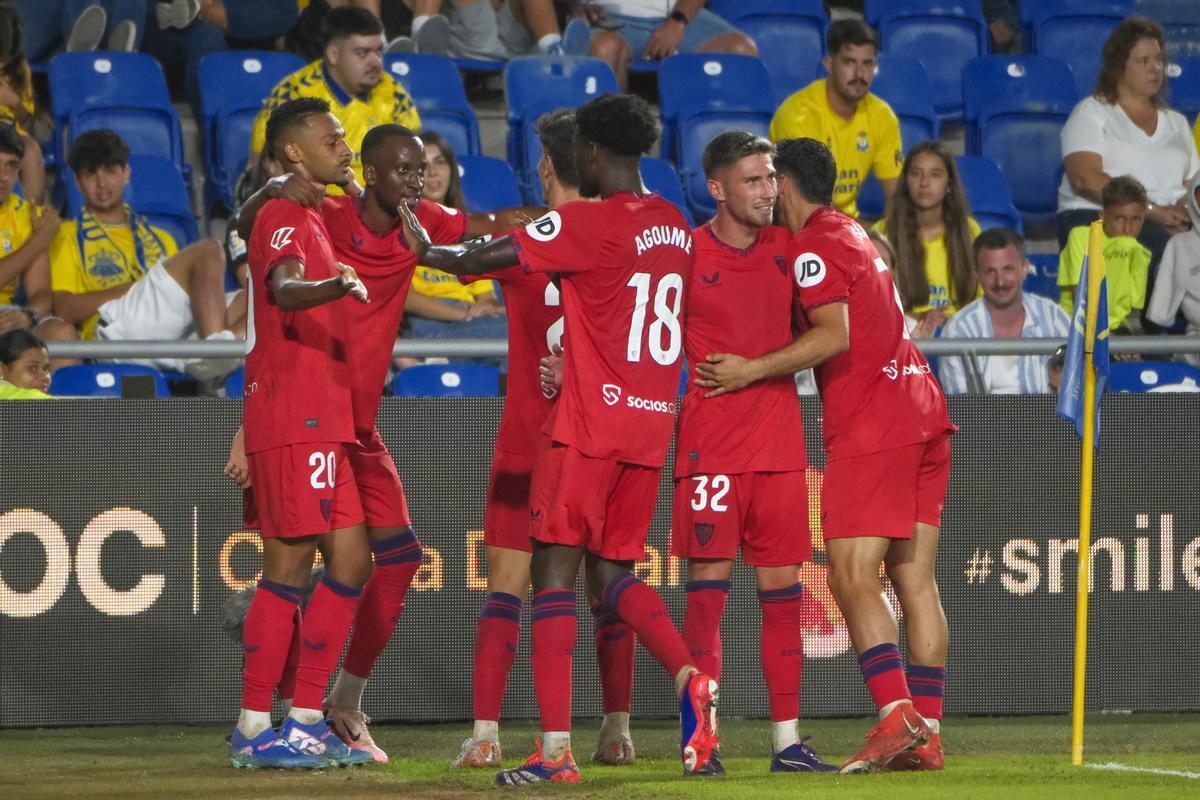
[243,199,355,453]
[791,207,954,459]
[511,193,694,467]
[322,196,469,434]
[674,224,806,477]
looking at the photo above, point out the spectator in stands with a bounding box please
[249,5,420,192]
[406,0,584,61]
[1057,17,1199,281]
[1058,175,1151,334]
[1147,171,1200,364]
[7,1,141,59]
[49,130,244,378]
[875,141,980,333]
[0,7,46,202]
[569,0,757,92]
[1047,345,1066,393]
[940,227,1071,395]
[0,328,50,398]
[770,19,901,222]
[982,0,1021,55]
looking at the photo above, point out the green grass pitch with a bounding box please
[1,714,1196,799]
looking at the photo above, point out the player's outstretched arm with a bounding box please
[399,200,519,276]
[465,206,544,238]
[695,302,849,398]
[234,174,324,240]
[269,258,368,311]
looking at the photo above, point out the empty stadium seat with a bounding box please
[504,56,619,203]
[198,51,305,212]
[224,366,245,399]
[956,155,1025,235]
[708,0,828,103]
[877,1,989,123]
[385,54,481,157]
[962,55,1079,155]
[1141,0,1200,58]
[1033,2,1131,99]
[50,364,170,398]
[658,54,775,220]
[457,155,522,212]
[1107,361,1200,393]
[1024,253,1060,300]
[392,363,500,397]
[1167,56,1200,122]
[49,52,188,183]
[62,154,198,246]
[978,102,1071,227]
[640,157,695,227]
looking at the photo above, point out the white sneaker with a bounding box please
[66,6,107,52]
[156,0,200,30]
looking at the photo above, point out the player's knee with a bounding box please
[589,30,628,64]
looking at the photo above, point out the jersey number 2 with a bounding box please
[626,272,683,365]
[876,257,912,340]
[309,451,337,489]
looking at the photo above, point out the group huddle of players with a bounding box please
[224,89,956,784]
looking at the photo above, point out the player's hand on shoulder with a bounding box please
[224,427,251,489]
[694,353,761,398]
[397,200,432,259]
[268,173,324,207]
[336,262,370,303]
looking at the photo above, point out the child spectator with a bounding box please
[0,328,50,398]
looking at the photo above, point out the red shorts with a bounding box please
[244,442,364,538]
[528,435,660,562]
[822,434,952,540]
[670,470,813,566]
[346,427,411,528]
[483,446,536,552]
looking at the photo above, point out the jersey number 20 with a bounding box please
[626,272,683,365]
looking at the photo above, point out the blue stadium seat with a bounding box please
[457,155,522,212]
[956,155,1024,236]
[62,154,198,246]
[50,364,170,398]
[1033,2,1131,99]
[1107,361,1200,393]
[658,54,775,220]
[962,55,1079,155]
[392,363,500,396]
[978,103,1071,227]
[504,56,619,203]
[640,157,695,227]
[198,51,305,212]
[1167,56,1200,123]
[877,1,989,124]
[708,0,828,103]
[225,366,245,398]
[385,54,481,157]
[1141,0,1200,58]
[49,52,188,183]
[1024,253,1059,301]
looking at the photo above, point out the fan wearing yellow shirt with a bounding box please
[876,142,981,336]
[0,7,46,202]
[769,19,902,222]
[0,329,51,399]
[249,6,421,194]
[50,130,246,377]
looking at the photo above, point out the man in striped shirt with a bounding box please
[939,227,1070,394]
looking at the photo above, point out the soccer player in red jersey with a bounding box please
[230,97,376,770]
[696,138,956,774]
[398,92,719,784]
[673,131,835,774]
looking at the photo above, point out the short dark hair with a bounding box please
[702,130,775,179]
[322,5,383,46]
[536,109,579,188]
[774,138,836,206]
[1102,175,1148,209]
[828,19,877,56]
[0,329,46,366]
[67,129,129,174]
[575,92,660,157]
[361,123,417,165]
[0,123,24,159]
[265,97,331,162]
[973,226,1026,261]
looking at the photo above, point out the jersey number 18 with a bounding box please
[626,272,683,365]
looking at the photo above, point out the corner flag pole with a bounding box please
[1070,221,1105,766]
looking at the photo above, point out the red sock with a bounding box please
[591,602,634,714]
[531,589,576,731]
[907,664,945,720]
[603,574,692,680]
[241,580,302,712]
[858,642,910,712]
[292,575,362,710]
[682,579,728,680]
[277,606,302,704]
[473,592,522,721]
[759,583,805,722]
[342,531,422,678]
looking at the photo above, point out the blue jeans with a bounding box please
[408,299,509,371]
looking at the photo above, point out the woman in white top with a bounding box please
[1057,16,1200,296]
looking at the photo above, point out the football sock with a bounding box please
[602,574,693,680]
[682,579,729,680]
[591,601,634,715]
[292,575,362,711]
[759,583,805,723]
[241,579,301,713]
[342,531,423,680]
[542,730,571,761]
[537,33,562,52]
[473,592,522,724]
[237,709,273,739]
[473,719,500,742]
[326,670,367,712]
[287,705,323,725]
[531,589,576,732]
[772,718,799,754]
[858,642,911,714]
[599,711,631,741]
[907,663,946,721]
[276,606,301,705]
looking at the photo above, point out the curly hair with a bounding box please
[576,92,660,156]
[1094,16,1167,106]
